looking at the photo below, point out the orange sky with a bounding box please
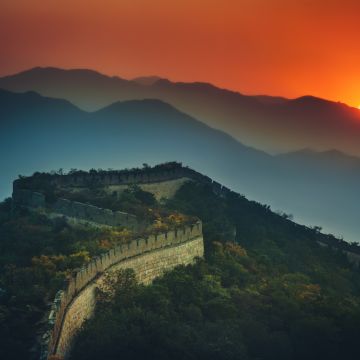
[1,0,360,107]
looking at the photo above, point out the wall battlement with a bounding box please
[12,189,140,230]
[13,163,237,200]
[12,164,222,359]
[42,221,203,360]
[13,163,358,360]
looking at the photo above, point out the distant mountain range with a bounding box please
[1,88,359,243]
[1,67,360,156]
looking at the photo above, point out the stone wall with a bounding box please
[42,222,203,360]
[317,241,360,267]
[12,165,225,360]
[52,198,139,230]
[12,165,238,232]
[12,189,140,231]
[13,164,237,200]
[48,166,191,188]
[12,188,46,208]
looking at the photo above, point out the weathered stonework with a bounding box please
[12,189,46,208]
[13,189,141,231]
[12,165,230,360]
[42,222,204,360]
[13,164,237,202]
[13,164,238,232]
[13,164,358,360]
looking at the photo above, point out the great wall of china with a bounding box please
[12,164,210,360]
[12,189,141,230]
[12,163,359,359]
[42,222,203,359]
[13,163,235,200]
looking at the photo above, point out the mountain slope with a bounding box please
[1,67,360,156]
[0,89,359,242]
[69,179,360,360]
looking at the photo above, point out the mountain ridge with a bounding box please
[2,67,360,157]
[4,66,359,109]
[1,88,359,243]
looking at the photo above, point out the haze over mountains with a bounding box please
[1,88,359,243]
[1,67,360,156]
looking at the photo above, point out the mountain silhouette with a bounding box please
[2,67,360,156]
[132,76,165,86]
[1,89,359,243]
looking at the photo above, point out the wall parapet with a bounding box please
[13,163,239,201]
[12,189,141,230]
[41,221,203,360]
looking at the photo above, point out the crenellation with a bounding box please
[137,238,146,251]
[100,253,109,269]
[128,239,138,256]
[67,279,76,299]
[77,270,84,290]
[162,233,169,247]
[120,244,128,255]
[42,222,203,360]
[88,261,96,279]
[195,221,202,236]
[14,164,236,212]
[12,167,211,360]
[166,230,175,243]
[118,246,126,258]
[94,257,103,273]
[177,228,184,243]
[156,233,165,246]
[147,235,156,250]
[109,248,116,261]
[15,190,143,230]
[176,231,183,244]
[74,272,82,291]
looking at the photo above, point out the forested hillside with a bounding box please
[1,168,360,360]
[69,181,360,360]
[0,182,191,359]
[2,89,360,242]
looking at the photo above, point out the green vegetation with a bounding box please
[1,176,360,360]
[0,184,191,360]
[70,181,360,360]
[14,162,183,195]
[0,202,120,359]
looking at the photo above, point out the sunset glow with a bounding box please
[1,0,360,107]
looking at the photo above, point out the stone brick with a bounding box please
[45,223,203,359]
